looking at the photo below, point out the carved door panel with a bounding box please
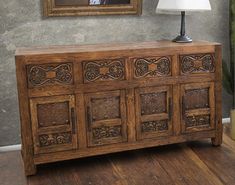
[181,82,215,133]
[85,90,127,147]
[135,86,173,140]
[30,95,77,154]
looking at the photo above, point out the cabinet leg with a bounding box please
[24,162,37,176]
[211,132,223,146]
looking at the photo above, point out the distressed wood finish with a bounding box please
[181,82,215,133]
[135,86,173,140]
[30,95,77,154]
[84,90,127,146]
[15,41,222,176]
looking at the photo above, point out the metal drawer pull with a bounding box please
[87,106,92,132]
[168,97,173,121]
[71,108,76,134]
[182,96,186,120]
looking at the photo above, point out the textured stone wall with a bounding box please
[0,0,230,146]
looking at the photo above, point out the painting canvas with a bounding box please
[89,0,130,5]
[55,0,131,6]
[55,0,88,5]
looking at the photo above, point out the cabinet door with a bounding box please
[30,95,77,154]
[181,82,215,133]
[85,90,127,147]
[135,86,173,140]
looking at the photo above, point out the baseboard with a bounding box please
[222,118,230,124]
[0,118,231,153]
[0,144,21,153]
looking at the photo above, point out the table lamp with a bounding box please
[156,0,211,43]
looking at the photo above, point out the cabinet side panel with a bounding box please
[212,45,223,146]
[15,56,36,175]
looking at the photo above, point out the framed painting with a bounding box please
[43,0,142,16]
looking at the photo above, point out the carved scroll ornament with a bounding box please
[180,54,215,74]
[134,57,171,78]
[27,63,73,87]
[83,59,125,83]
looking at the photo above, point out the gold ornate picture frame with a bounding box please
[43,0,142,17]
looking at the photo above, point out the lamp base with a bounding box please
[172,35,192,43]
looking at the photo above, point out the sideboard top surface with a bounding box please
[15,40,220,56]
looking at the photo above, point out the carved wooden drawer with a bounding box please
[84,90,127,146]
[181,82,215,133]
[26,63,74,88]
[180,53,215,75]
[135,86,173,140]
[133,56,172,79]
[83,58,126,83]
[30,95,77,154]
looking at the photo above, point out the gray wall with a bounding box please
[0,0,231,146]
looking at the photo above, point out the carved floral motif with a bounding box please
[134,57,171,78]
[39,132,72,147]
[27,63,73,87]
[92,125,122,140]
[141,120,168,133]
[83,59,125,82]
[180,54,215,74]
[185,115,210,128]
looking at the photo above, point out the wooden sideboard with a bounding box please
[15,41,222,176]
